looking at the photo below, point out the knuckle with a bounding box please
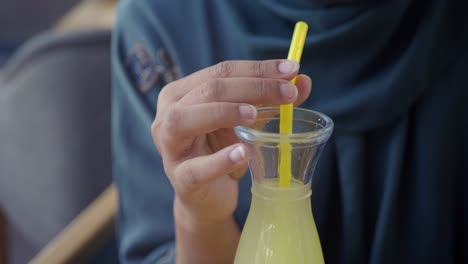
[250,61,266,77]
[150,118,161,137]
[163,107,182,131]
[158,83,175,102]
[159,80,185,104]
[200,79,223,101]
[151,118,166,154]
[181,166,199,190]
[213,103,228,120]
[212,61,235,78]
[254,79,268,97]
[158,85,170,101]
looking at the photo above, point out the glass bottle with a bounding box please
[234,107,334,264]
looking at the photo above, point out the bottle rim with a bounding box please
[234,107,334,144]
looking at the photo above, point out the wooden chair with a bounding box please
[30,184,117,264]
[29,3,119,262]
[0,2,118,263]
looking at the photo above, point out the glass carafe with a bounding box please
[234,107,334,264]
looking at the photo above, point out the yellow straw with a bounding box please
[279,21,308,188]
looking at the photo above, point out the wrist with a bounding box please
[173,198,240,264]
[173,198,236,233]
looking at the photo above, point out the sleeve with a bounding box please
[111,1,176,263]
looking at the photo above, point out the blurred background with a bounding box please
[0,0,118,263]
[0,0,79,65]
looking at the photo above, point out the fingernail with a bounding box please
[239,105,257,121]
[229,145,246,163]
[278,60,299,74]
[280,83,298,100]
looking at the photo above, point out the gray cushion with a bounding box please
[0,0,79,66]
[0,0,79,42]
[0,29,112,262]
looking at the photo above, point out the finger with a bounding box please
[249,75,312,131]
[179,78,298,106]
[174,144,248,191]
[293,74,312,106]
[154,103,256,154]
[166,60,300,102]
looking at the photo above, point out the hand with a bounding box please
[151,60,312,229]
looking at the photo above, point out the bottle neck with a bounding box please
[251,179,312,202]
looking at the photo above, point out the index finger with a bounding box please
[167,60,300,101]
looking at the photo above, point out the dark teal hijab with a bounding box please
[231,0,457,130]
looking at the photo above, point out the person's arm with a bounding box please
[112,1,177,263]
